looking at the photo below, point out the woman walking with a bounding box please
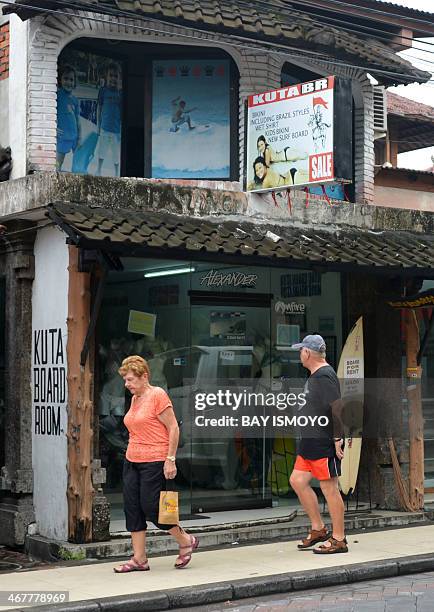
[114,355,198,573]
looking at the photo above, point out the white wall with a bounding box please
[0,78,8,145]
[8,14,28,178]
[375,185,434,211]
[32,226,69,541]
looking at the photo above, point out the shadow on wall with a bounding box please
[0,145,12,181]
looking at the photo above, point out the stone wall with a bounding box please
[0,220,36,546]
[1,172,434,234]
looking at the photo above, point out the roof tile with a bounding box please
[113,0,429,83]
[48,202,434,273]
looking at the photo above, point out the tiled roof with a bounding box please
[3,0,430,84]
[114,0,429,84]
[48,202,434,274]
[387,93,434,123]
[355,0,434,20]
[378,167,434,178]
[386,92,434,154]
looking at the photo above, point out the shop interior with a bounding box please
[95,257,343,528]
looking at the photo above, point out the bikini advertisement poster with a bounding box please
[151,60,231,179]
[246,76,337,193]
[57,49,123,177]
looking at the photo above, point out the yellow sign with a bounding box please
[164,499,178,513]
[388,292,434,310]
[127,310,156,338]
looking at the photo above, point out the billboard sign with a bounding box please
[246,76,340,193]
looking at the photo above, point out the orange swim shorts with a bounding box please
[294,455,341,480]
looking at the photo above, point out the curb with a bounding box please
[12,553,434,612]
[25,511,429,561]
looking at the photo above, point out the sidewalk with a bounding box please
[1,524,434,611]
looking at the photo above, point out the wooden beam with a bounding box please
[389,124,399,167]
[390,27,413,51]
[405,310,424,511]
[80,264,107,367]
[67,246,94,543]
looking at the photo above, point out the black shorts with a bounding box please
[123,459,176,532]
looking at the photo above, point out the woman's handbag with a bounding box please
[158,482,179,525]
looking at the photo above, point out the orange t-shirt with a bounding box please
[124,386,172,462]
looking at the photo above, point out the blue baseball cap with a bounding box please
[291,334,326,352]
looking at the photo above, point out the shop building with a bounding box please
[0,0,434,546]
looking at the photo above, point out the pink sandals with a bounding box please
[113,535,199,572]
[113,557,150,573]
[175,535,199,569]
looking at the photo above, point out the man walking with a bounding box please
[289,334,348,554]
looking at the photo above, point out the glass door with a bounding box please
[187,297,272,512]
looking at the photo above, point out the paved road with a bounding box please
[175,571,434,611]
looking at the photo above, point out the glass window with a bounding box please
[152,60,231,179]
[57,40,238,181]
[57,48,123,177]
[96,258,343,525]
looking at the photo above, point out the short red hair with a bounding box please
[118,355,151,379]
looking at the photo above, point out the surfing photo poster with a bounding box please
[57,49,123,177]
[151,60,231,179]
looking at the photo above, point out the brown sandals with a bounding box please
[297,526,330,549]
[313,536,348,554]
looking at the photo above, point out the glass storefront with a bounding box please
[96,258,343,523]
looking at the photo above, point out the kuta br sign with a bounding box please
[246,76,335,193]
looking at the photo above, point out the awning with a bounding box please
[47,202,434,276]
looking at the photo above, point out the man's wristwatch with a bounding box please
[333,437,343,442]
[166,456,176,462]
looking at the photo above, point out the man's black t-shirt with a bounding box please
[298,364,340,460]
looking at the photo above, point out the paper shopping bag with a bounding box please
[158,490,179,524]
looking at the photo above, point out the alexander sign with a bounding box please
[246,76,353,194]
[200,269,258,288]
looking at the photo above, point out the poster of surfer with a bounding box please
[246,76,335,192]
[151,60,230,179]
[57,49,123,177]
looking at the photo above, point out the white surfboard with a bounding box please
[337,317,364,495]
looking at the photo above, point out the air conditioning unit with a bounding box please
[373,86,387,137]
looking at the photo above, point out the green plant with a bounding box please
[57,546,86,561]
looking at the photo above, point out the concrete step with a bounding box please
[26,510,430,562]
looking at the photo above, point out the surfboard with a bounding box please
[337,316,364,495]
[268,436,296,496]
